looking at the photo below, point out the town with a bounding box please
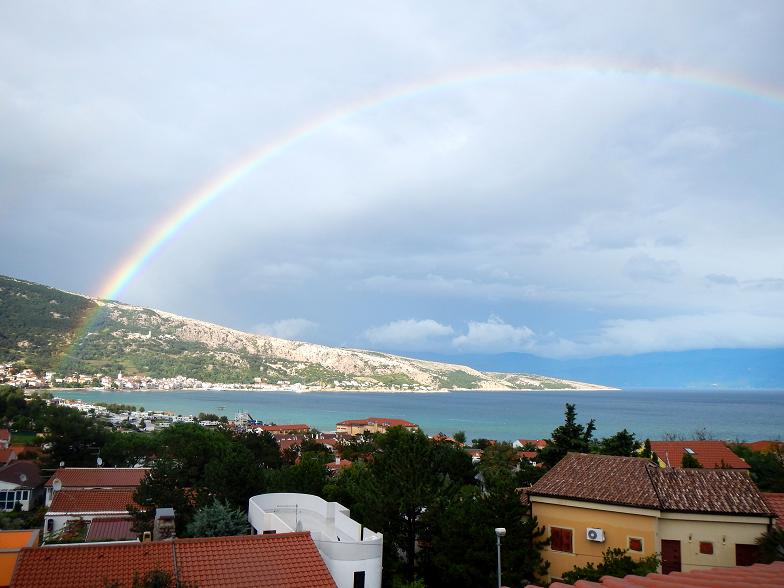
[0,384,781,587]
[0,363,437,392]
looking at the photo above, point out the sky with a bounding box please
[1,2,783,360]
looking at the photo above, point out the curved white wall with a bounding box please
[249,493,382,588]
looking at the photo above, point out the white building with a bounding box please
[248,493,382,588]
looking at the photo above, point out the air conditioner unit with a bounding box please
[586,527,605,542]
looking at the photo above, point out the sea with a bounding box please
[51,388,784,443]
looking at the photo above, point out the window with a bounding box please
[699,542,713,555]
[353,571,365,588]
[550,527,573,552]
[629,537,643,552]
[0,490,16,511]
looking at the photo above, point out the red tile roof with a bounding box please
[516,438,548,449]
[528,453,773,516]
[649,440,750,469]
[336,417,417,428]
[49,490,138,513]
[11,532,336,588]
[45,468,148,488]
[763,492,784,527]
[12,541,173,588]
[0,462,42,489]
[252,424,310,433]
[527,561,784,588]
[85,518,138,542]
[529,453,660,509]
[0,448,17,463]
[743,440,784,453]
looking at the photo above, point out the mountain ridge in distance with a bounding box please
[0,275,613,391]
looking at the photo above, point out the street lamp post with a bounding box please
[495,527,506,588]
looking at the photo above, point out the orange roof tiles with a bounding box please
[0,448,17,464]
[85,518,138,542]
[743,440,784,453]
[526,561,784,588]
[49,490,138,513]
[12,541,173,588]
[0,530,38,588]
[11,532,336,588]
[763,492,784,527]
[649,440,750,469]
[528,453,773,516]
[45,467,148,488]
[175,533,337,588]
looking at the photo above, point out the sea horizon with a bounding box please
[51,388,784,443]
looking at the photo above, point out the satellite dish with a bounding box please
[19,473,27,483]
[59,461,65,468]
[96,457,103,466]
[52,478,62,492]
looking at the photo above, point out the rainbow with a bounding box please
[55,58,784,372]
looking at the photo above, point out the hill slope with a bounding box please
[0,275,610,391]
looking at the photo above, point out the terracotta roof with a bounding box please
[253,424,310,432]
[326,458,352,471]
[0,462,42,489]
[175,533,337,587]
[516,438,548,449]
[45,467,148,488]
[0,448,17,463]
[528,453,773,516]
[11,532,336,588]
[11,541,173,588]
[336,417,417,428]
[744,440,784,453]
[527,561,784,588]
[529,453,660,509]
[649,440,750,469]
[85,518,138,542]
[0,530,38,588]
[651,467,772,516]
[763,492,784,527]
[49,489,138,513]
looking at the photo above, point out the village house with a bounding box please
[44,467,148,507]
[649,440,750,471]
[11,532,336,587]
[513,438,548,450]
[0,462,42,513]
[526,453,774,582]
[43,489,139,539]
[248,492,383,588]
[251,423,311,435]
[335,417,418,436]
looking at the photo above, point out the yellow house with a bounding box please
[335,417,418,436]
[527,453,775,582]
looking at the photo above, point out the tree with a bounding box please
[755,525,784,563]
[539,404,596,469]
[186,499,250,537]
[681,452,703,468]
[599,429,640,457]
[562,547,659,584]
[730,444,784,492]
[453,431,466,445]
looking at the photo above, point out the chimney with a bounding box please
[335,455,341,465]
[154,507,176,541]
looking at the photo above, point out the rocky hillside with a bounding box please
[0,275,610,390]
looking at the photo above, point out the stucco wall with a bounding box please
[658,514,769,571]
[532,498,658,580]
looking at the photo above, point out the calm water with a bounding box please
[52,388,784,442]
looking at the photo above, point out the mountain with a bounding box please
[408,349,784,389]
[0,275,610,391]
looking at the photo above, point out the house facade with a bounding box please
[335,417,418,436]
[44,467,148,507]
[248,492,383,588]
[527,453,774,582]
[44,489,138,538]
[0,462,42,513]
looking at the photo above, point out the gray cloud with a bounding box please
[1,2,782,358]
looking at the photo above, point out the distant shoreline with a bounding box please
[50,385,619,394]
